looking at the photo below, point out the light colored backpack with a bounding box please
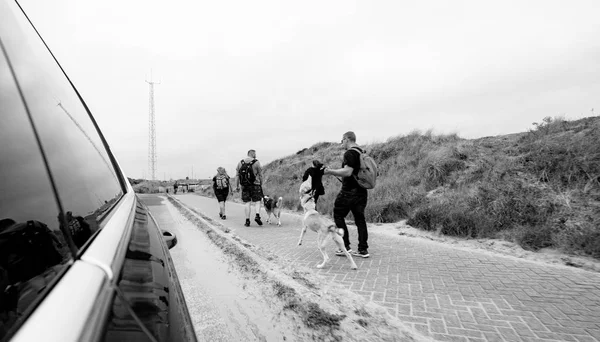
[351,147,378,189]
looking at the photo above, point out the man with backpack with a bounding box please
[323,131,377,258]
[236,149,264,227]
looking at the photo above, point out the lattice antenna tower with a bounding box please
[146,71,160,180]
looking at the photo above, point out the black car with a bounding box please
[0,1,196,341]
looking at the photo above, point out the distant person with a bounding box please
[323,131,370,258]
[302,160,325,210]
[236,149,264,227]
[212,167,232,219]
[173,181,179,194]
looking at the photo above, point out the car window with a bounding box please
[0,39,72,340]
[2,2,124,250]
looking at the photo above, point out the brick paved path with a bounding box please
[172,194,600,342]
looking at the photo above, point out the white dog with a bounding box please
[297,176,358,270]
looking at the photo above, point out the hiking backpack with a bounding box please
[351,147,378,189]
[239,159,257,186]
[215,174,229,189]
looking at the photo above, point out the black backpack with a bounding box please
[0,220,63,284]
[239,159,257,186]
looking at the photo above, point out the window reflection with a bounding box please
[0,38,71,338]
[0,219,70,335]
[104,202,171,342]
[2,0,124,245]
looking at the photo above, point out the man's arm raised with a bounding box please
[324,165,353,178]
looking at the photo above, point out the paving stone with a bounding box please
[467,338,486,342]
[397,314,428,324]
[413,323,431,336]
[509,322,537,337]
[520,317,550,332]
[432,333,469,342]
[574,335,599,342]
[586,329,600,340]
[446,327,484,338]
[482,332,506,342]
[546,325,589,335]
[462,323,499,333]
[496,326,522,341]
[534,331,579,341]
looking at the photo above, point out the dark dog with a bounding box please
[263,195,283,226]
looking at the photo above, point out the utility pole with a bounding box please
[146,70,160,180]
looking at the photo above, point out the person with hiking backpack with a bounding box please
[323,131,377,259]
[212,166,232,219]
[236,149,264,227]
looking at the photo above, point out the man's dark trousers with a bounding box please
[333,189,368,251]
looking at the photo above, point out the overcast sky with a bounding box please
[18,0,600,180]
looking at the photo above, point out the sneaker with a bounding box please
[244,219,250,227]
[222,215,226,220]
[255,215,263,226]
[352,250,370,258]
[219,213,223,219]
[335,248,353,256]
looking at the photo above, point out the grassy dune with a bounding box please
[194,116,600,258]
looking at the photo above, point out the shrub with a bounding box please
[133,181,161,194]
[475,180,556,232]
[512,225,554,251]
[553,219,600,257]
[366,199,409,223]
[407,206,434,231]
[308,141,335,154]
[529,116,568,137]
[407,202,491,238]
[522,116,600,188]
[419,146,467,189]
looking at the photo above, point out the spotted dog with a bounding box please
[263,195,283,226]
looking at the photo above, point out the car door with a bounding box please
[1,1,195,341]
[0,5,80,339]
